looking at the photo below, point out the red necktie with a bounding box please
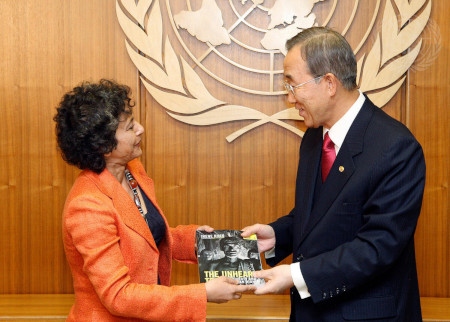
[321,132,336,182]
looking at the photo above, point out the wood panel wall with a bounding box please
[0,0,448,299]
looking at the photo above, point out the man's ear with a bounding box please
[324,73,338,96]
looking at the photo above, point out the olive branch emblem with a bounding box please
[116,0,431,142]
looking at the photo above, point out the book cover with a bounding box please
[196,230,265,286]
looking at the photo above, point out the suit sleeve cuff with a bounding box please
[290,262,311,299]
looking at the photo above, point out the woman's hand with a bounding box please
[205,277,256,303]
[197,225,214,233]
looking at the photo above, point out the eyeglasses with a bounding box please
[284,75,325,95]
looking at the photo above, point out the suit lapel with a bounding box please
[127,159,174,284]
[97,167,158,252]
[301,144,356,238]
[297,130,322,233]
[297,98,376,245]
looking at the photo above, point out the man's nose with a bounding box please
[286,91,297,105]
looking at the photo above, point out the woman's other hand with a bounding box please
[205,277,256,303]
[197,225,214,233]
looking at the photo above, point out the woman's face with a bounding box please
[105,113,144,166]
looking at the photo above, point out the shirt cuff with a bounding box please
[290,262,311,299]
[264,247,276,259]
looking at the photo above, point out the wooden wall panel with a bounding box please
[0,0,448,300]
[0,0,138,293]
[408,1,450,296]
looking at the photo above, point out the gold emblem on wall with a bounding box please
[116,0,437,142]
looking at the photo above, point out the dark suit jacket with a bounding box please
[268,97,425,321]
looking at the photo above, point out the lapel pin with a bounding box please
[339,166,345,173]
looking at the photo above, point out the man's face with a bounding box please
[222,240,240,258]
[283,45,329,128]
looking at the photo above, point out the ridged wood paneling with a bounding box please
[0,0,448,299]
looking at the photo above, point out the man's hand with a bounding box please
[253,265,294,295]
[241,224,276,253]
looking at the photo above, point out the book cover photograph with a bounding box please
[196,230,265,286]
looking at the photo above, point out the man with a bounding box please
[242,27,425,321]
[209,237,254,272]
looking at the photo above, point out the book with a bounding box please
[196,230,265,286]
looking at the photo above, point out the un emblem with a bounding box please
[116,0,436,142]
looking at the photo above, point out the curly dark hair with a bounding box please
[54,79,135,173]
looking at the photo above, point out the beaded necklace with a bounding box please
[124,169,144,216]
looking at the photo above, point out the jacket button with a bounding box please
[322,292,327,299]
[296,254,304,262]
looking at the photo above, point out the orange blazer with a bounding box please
[63,159,207,321]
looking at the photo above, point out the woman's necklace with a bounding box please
[124,169,144,216]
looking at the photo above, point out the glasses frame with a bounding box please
[284,75,325,95]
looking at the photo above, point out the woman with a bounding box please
[54,79,254,321]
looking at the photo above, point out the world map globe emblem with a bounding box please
[117,0,434,141]
[166,0,331,96]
